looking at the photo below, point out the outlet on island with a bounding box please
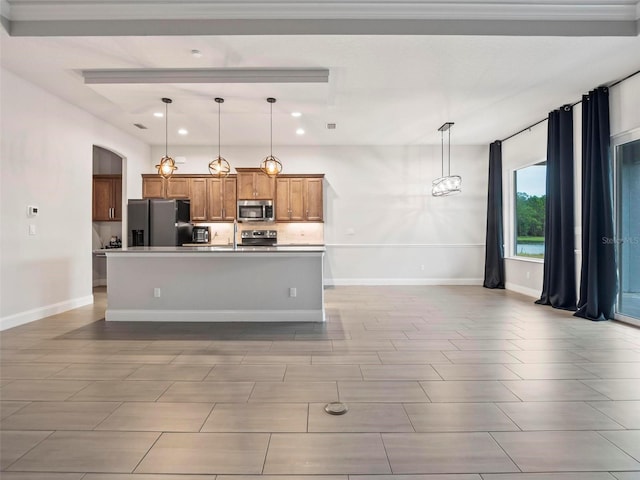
[289,287,297,298]
[154,287,161,298]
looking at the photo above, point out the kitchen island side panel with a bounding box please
[105,251,324,322]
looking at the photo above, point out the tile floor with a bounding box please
[1,285,640,479]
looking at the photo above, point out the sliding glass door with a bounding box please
[616,137,640,321]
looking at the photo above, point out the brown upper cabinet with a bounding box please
[92,175,122,221]
[275,175,324,222]
[236,168,275,200]
[142,176,166,199]
[207,177,237,221]
[141,174,237,222]
[165,177,190,198]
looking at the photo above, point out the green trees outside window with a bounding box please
[515,163,546,258]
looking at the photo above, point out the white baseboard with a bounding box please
[324,278,483,286]
[106,309,325,323]
[505,282,540,299]
[93,278,107,287]
[0,295,94,331]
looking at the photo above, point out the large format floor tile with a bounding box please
[420,380,521,402]
[0,430,52,470]
[496,401,626,431]
[249,381,338,403]
[135,432,270,474]
[589,401,640,429]
[338,381,428,402]
[382,432,519,474]
[263,433,391,474]
[0,401,120,430]
[0,380,90,401]
[95,402,214,432]
[491,431,640,472]
[404,402,519,432]
[201,402,308,432]
[7,431,160,473]
[308,402,414,432]
[2,285,640,478]
[158,381,254,402]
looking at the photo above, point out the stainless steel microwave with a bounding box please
[237,200,274,222]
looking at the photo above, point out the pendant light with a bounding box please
[208,97,231,177]
[155,97,178,179]
[259,97,283,177]
[432,121,462,196]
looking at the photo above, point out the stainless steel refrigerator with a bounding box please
[128,199,193,246]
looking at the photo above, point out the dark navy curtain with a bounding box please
[536,105,577,310]
[575,87,618,321]
[483,141,505,289]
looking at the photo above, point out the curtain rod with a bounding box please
[500,68,640,143]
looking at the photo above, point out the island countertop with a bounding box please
[102,245,325,255]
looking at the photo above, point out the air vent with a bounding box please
[133,123,148,129]
[327,123,336,130]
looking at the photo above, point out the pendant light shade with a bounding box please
[209,97,231,177]
[155,97,178,179]
[259,97,283,177]
[432,121,462,196]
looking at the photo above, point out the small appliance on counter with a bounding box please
[191,226,210,244]
[237,200,274,222]
[241,229,277,246]
[128,199,193,246]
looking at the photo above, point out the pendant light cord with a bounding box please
[165,101,168,158]
[270,101,273,157]
[441,129,444,177]
[218,100,221,158]
[448,128,451,176]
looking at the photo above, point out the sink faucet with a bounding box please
[233,220,238,250]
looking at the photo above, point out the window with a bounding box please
[514,162,546,259]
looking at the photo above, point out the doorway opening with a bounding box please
[92,145,124,287]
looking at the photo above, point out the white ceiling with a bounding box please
[1,1,639,147]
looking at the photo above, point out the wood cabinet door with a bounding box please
[142,177,166,198]
[289,178,305,221]
[189,178,208,221]
[275,178,291,221]
[92,177,112,221]
[222,177,237,221]
[254,172,275,199]
[112,177,122,221]
[305,178,324,222]
[237,172,256,199]
[207,178,224,221]
[166,177,190,198]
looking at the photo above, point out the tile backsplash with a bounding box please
[193,222,324,245]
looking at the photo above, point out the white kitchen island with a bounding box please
[104,246,325,322]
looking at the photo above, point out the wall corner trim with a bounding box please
[0,295,94,331]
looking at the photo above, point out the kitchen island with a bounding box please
[104,246,325,322]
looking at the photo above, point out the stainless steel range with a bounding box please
[241,229,277,246]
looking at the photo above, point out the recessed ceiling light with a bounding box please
[178,128,188,135]
[191,49,203,58]
[296,128,305,135]
[291,112,302,117]
[153,112,163,118]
